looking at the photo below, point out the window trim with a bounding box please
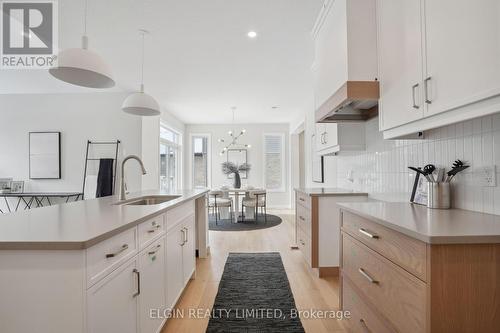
[262,132,286,193]
[188,133,212,189]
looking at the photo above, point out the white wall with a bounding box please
[185,123,290,208]
[0,92,143,211]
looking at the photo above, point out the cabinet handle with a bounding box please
[358,268,378,284]
[147,224,161,233]
[148,244,161,255]
[323,131,328,144]
[299,216,305,221]
[412,83,420,109]
[424,76,432,104]
[299,239,305,246]
[184,227,188,244]
[299,197,305,202]
[105,244,128,258]
[133,269,141,297]
[180,229,186,246]
[359,319,371,333]
[358,228,379,239]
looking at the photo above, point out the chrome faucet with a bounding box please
[119,155,147,201]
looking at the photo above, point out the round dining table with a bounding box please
[220,188,263,222]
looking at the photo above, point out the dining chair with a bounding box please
[208,190,233,224]
[241,189,267,223]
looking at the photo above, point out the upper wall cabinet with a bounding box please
[378,0,500,139]
[312,0,378,109]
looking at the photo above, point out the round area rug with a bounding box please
[209,214,282,231]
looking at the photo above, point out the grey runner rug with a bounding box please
[206,252,305,333]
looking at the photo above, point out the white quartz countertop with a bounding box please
[0,189,209,250]
[294,187,368,197]
[337,201,500,244]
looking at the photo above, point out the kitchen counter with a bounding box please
[0,189,209,250]
[338,201,500,244]
[295,187,368,197]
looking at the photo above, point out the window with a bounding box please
[263,133,285,192]
[191,134,211,188]
[160,125,182,191]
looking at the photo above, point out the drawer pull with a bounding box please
[299,216,305,221]
[358,268,378,284]
[359,319,371,333]
[105,244,129,258]
[147,224,161,233]
[133,269,141,297]
[299,197,305,202]
[359,228,379,239]
[424,76,432,104]
[300,239,305,246]
[148,244,161,255]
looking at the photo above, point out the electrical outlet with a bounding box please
[476,165,496,187]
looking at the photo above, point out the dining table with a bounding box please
[219,188,263,221]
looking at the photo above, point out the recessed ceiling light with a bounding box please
[272,106,279,109]
[247,31,257,38]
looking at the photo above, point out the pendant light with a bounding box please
[121,29,160,116]
[49,0,114,88]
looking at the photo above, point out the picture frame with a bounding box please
[29,132,61,179]
[411,174,428,206]
[10,181,24,194]
[0,178,12,193]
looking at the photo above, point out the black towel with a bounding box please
[96,158,114,198]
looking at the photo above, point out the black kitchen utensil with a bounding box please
[409,166,433,182]
[423,164,436,182]
[446,165,470,182]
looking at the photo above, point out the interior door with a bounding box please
[182,216,196,284]
[165,225,184,309]
[87,259,138,333]
[377,0,425,130]
[423,0,500,116]
[139,238,166,333]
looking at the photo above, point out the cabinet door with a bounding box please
[322,123,338,149]
[165,226,184,309]
[424,0,500,116]
[87,259,138,333]
[377,0,425,130]
[182,216,196,284]
[315,124,325,150]
[139,238,166,333]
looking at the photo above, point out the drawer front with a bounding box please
[296,191,311,209]
[342,277,396,333]
[86,227,138,287]
[166,200,195,231]
[296,203,312,237]
[138,214,165,249]
[342,233,426,333]
[342,211,427,281]
[297,226,312,266]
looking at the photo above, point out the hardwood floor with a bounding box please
[161,209,346,333]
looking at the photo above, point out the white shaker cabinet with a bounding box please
[377,0,425,130]
[423,0,500,117]
[87,259,139,333]
[138,237,166,333]
[166,223,184,309]
[182,216,196,285]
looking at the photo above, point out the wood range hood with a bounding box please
[315,81,380,123]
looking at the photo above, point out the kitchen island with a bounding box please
[338,202,500,333]
[0,189,209,333]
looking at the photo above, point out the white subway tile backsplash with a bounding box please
[333,114,500,215]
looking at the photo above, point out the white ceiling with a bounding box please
[0,0,323,124]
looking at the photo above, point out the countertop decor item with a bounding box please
[48,0,114,88]
[121,29,161,116]
[221,161,251,189]
[10,181,24,194]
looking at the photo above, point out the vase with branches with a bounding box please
[222,162,251,189]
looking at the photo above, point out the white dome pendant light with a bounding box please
[49,0,114,88]
[122,29,160,116]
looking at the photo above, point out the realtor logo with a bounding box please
[1,0,57,68]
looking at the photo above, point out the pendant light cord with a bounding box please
[140,31,145,92]
[84,0,88,35]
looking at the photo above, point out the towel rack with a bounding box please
[82,140,120,198]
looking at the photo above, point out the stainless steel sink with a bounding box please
[115,195,181,206]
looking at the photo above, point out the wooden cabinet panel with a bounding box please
[342,277,396,333]
[342,211,427,281]
[342,233,427,333]
[377,0,425,130]
[423,0,500,117]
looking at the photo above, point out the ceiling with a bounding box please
[0,0,323,124]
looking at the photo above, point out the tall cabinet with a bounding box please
[378,0,500,138]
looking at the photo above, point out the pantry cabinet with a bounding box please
[378,0,500,138]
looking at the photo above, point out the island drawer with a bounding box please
[166,200,195,231]
[296,191,311,209]
[342,277,396,333]
[86,227,138,288]
[342,233,426,333]
[341,210,427,281]
[297,226,312,266]
[296,203,311,236]
[138,215,165,249]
